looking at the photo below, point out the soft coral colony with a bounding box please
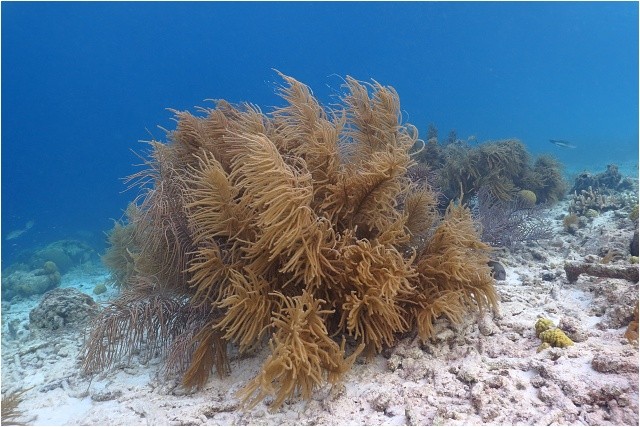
[85,73,498,410]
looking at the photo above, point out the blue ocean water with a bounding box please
[2,2,638,265]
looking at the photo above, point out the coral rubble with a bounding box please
[564,261,639,283]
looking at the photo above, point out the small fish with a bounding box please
[549,139,577,149]
[5,220,34,240]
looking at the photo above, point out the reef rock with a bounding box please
[1,262,61,300]
[29,288,98,330]
[571,164,635,194]
[28,239,98,274]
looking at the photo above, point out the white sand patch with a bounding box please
[1,198,638,425]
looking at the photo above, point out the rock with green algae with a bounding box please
[43,261,58,274]
[1,262,61,300]
[43,261,61,286]
[93,283,107,295]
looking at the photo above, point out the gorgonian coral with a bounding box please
[83,73,498,410]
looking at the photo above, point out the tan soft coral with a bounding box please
[239,291,363,410]
[408,203,497,340]
[84,73,498,410]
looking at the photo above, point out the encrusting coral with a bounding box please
[535,318,574,352]
[539,328,574,350]
[83,73,498,410]
[535,318,555,337]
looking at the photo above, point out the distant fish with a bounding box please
[5,220,34,240]
[549,139,577,149]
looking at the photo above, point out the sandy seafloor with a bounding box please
[1,198,638,426]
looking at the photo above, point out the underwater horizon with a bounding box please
[2,1,638,265]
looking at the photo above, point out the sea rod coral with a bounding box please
[84,73,498,410]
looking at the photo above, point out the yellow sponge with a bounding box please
[539,328,574,349]
[535,318,574,352]
[535,318,555,338]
